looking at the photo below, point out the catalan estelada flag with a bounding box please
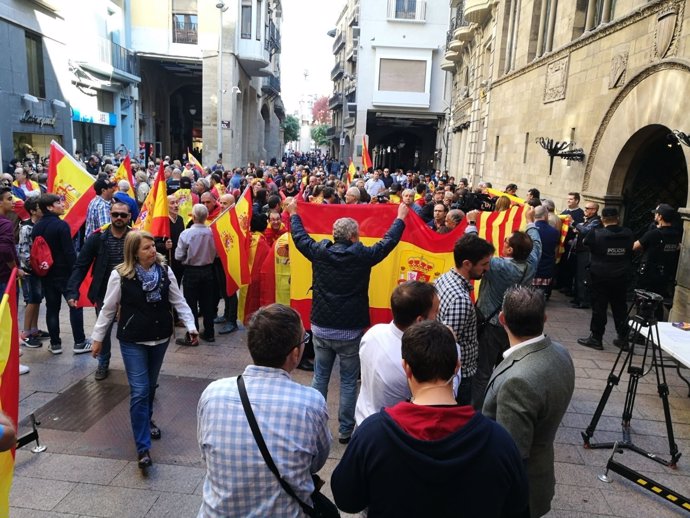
[134,162,170,237]
[288,204,526,328]
[48,140,96,237]
[112,155,135,198]
[362,136,372,171]
[0,269,20,516]
[238,232,271,324]
[187,149,205,177]
[347,159,357,185]
[210,186,253,295]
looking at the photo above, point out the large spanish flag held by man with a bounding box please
[210,186,253,295]
[361,136,372,172]
[289,204,526,328]
[112,155,135,198]
[0,269,20,516]
[134,162,170,237]
[48,140,96,237]
[238,232,271,324]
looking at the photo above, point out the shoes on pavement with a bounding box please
[577,335,603,350]
[49,343,63,355]
[297,358,314,371]
[94,365,109,381]
[21,336,43,348]
[73,340,93,355]
[33,330,50,339]
[203,335,216,343]
[150,421,161,440]
[19,364,30,375]
[213,316,227,324]
[338,435,351,445]
[218,323,238,335]
[137,450,152,469]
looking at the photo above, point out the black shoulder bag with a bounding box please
[237,375,339,518]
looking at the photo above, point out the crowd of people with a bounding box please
[0,149,683,516]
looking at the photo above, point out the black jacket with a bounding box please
[584,224,634,278]
[290,214,404,330]
[66,226,128,305]
[117,267,173,342]
[31,212,76,279]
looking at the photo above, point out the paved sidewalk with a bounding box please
[10,292,690,517]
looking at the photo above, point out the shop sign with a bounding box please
[19,110,57,128]
[72,107,117,126]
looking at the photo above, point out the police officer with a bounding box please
[633,203,681,320]
[571,201,602,309]
[577,207,634,350]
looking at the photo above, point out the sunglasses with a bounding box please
[111,212,130,219]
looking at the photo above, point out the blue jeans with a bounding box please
[41,276,85,346]
[312,334,362,438]
[120,339,169,454]
[94,305,112,369]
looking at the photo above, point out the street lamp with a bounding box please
[216,2,229,161]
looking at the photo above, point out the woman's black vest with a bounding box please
[116,267,174,343]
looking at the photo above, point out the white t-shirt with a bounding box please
[355,322,409,425]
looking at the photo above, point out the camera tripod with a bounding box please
[581,290,681,467]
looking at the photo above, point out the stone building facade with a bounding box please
[444,0,690,319]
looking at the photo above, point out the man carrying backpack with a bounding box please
[31,194,91,355]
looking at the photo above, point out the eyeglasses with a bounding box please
[110,212,130,219]
[297,331,311,348]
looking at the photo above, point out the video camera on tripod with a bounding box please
[632,289,663,321]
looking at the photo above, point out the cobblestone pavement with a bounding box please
[10,291,690,517]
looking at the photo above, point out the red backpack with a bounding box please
[29,236,54,276]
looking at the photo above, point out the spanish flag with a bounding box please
[0,269,20,516]
[173,188,195,227]
[289,204,526,328]
[362,136,372,171]
[48,140,96,237]
[187,149,205,177]
[347,159,357,185]
[112,155,135,198]
[210,186,253,295]
[238,232,271,324]
[260,233,291,306]
[134,162,170,237]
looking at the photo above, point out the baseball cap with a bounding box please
[653,203,676,221]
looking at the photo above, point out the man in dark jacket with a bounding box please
[332,320,529,518]
[66,201,131,379]
[32,194,89,355]
[571,201,602,308]
[288,200,408,443]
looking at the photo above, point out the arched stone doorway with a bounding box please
[611,125,688,238]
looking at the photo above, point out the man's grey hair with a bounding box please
[541,199,556,213]
[447,209,464,225]
[534,205,548,220]
[197,177,210,190]
[192,203,208,223]
[333,217,359,241]
[118,180,131,192]
[402,188,415,198]
[502,285,546,337]
[346,187,360,200]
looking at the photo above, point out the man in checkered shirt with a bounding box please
[197,304,331,517]
[435,233,494,406]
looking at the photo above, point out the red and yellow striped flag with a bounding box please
[134,162,170,237]
[362,136,372,171]
[486,187,525,205]
[187,149,205,177]
[260,233,291,307]
[112,155,135,198]
[0,269,20,516]
[288,204,527,327]
[347,159,357,185]
[238,233,271,324]
[48,140,96,237]
[556,214,571,263]
[210,186,253,296]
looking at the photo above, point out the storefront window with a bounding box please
[13,133,62,162]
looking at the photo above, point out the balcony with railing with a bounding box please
[387,0,426,22]
[261,75,281,97]
[172,18,198,44]
[331,61,344,81]
[332,32,345,54]
[74,36,140,81]
[329,93,343,110]
[264,20,281,56]
[464,0,493,24]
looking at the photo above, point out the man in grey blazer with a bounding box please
[483,286,575,518]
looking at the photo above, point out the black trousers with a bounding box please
[590,273,629,339]
[472,323,509,411]
[575,251,591,305]
[182,265,216,339]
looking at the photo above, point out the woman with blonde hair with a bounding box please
[91,230,198,469]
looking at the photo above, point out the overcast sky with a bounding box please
[280,0,346,114]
